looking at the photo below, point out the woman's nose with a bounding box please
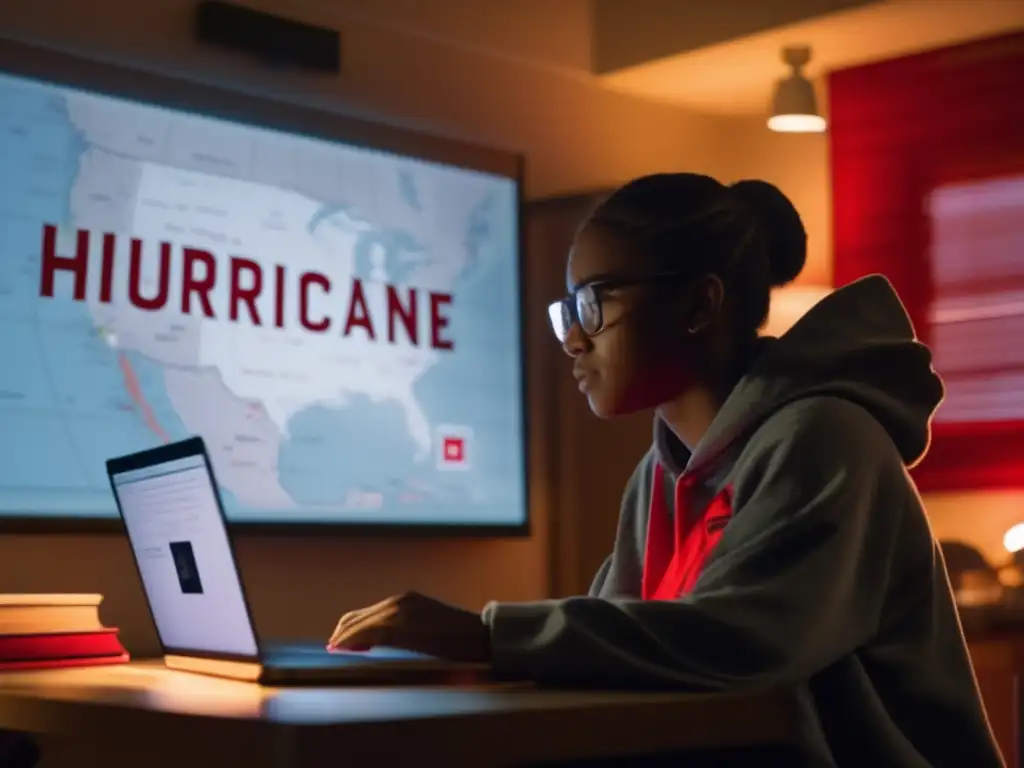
[561,322,589,358]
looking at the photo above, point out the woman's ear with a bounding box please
[684,274,724,334]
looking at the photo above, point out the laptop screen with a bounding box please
[110,452,259,658]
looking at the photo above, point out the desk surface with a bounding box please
[0,662,799,766]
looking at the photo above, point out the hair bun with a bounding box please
[729,180,807,287]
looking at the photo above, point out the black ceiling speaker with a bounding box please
[195,1,341,74]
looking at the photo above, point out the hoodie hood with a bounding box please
[655,274,945,477]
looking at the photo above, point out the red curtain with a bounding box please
[829,32,1024,493]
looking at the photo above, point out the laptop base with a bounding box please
[164,648,489,686]
[165,654,262,682]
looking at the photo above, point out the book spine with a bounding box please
[0,631,126,662]
[0,652,129,671]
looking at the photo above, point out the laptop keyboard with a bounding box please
[264,643,434,667]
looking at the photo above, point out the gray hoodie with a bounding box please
[482,275,1004,767]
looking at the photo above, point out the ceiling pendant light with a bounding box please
[768,45,826,133]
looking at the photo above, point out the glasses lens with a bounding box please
[576,285,602,335]
[548,300,571,342]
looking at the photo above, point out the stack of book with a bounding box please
[0,594,129,671]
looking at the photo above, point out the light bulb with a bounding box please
[768,114,827,134]
[1003,523,1024,554]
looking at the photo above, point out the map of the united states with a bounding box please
[0,70,525,525]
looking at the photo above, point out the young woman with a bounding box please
[328,174,1004,766]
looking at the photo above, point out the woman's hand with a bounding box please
[327,591,492,663]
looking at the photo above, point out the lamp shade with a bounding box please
[768,45,826,133]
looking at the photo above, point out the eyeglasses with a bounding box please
[547,272,694,343]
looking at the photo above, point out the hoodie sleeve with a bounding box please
[481,396,906,689]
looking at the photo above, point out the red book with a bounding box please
[0,628,127,662]
[0,653,129,672]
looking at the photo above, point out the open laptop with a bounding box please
[106,436,487,685]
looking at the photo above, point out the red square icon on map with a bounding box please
[443,437,464,464]
[436,425,472,471]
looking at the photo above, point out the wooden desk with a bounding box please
[0,663,801,767]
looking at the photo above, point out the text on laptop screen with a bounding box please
[111,456,259,656]
[0,62,526,529]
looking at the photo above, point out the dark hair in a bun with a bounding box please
[583,173,806,341]
[729,179,807,288]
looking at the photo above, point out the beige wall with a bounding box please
[0,0,738,655]
[714,117,834,286]
[290,0,595,72]
[591,0,877,73]
[925,491,1024,567]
